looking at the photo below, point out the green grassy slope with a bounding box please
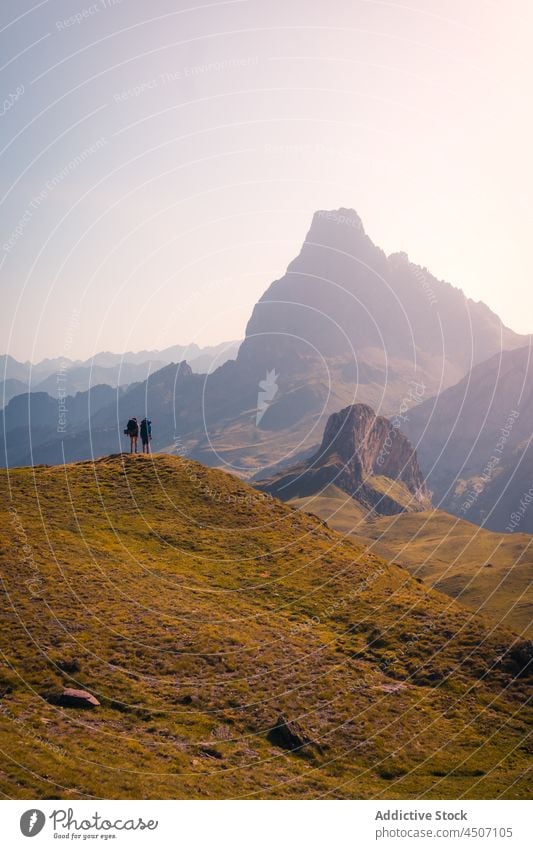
[361,511,533,638]
[289,493,532,638]
[0,455,530,800]
[289,484,370,531]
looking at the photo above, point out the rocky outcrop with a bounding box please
[257,403,431,516]
[44,687,100,708]
[58,688,100,708]
[498,640,533,679]
[267,714,323,755]
[320,404,429,495]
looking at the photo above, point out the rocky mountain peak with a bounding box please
[306,207,366,242]
[257,403,431,516]
[314,403,430,499]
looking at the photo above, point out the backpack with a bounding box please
[126,418,137,435]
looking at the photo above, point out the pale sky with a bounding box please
[1,0,532,361]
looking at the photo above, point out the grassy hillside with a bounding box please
[289,491,532,638]
[289,484,370,531]
[361,512,533,638]
[0,455,531,800]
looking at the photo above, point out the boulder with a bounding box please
[505,640,533,678]
[267,713,322,754]
[59,688,100,708]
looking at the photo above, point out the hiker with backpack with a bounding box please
[140,417,152,454]
[125,417,139,453]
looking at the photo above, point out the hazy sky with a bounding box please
[1,0,532,361]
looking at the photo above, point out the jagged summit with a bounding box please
[317,403,429,493]
[256,403,431,516]
[284,207,379,279]
[305,207,367,241]
[242,206,524,376]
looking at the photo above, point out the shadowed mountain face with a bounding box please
[0,385,123,467]
[257,403,431,516]
[0,209,527,478]
[0,378,28,406]
[0,363,197,468]
[402,345,533,532]
[32,361,167,398]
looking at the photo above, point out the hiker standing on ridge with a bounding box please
[140,417,152,454]
[125,417,139,453]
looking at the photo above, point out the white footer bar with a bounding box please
[2,799,530,849]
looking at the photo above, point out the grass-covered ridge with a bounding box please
[289,489,532,637]
[360,511,533,638]
[0,454,530,799]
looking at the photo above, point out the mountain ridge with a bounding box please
[243,207,525,378]
[0,340,240,401]
[0,209,529,494]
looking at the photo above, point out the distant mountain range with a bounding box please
[0,378,28,406]
[0,340,240,401]
[181,207,527,471]
[1,208,530,538]
[0,385,124,466]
